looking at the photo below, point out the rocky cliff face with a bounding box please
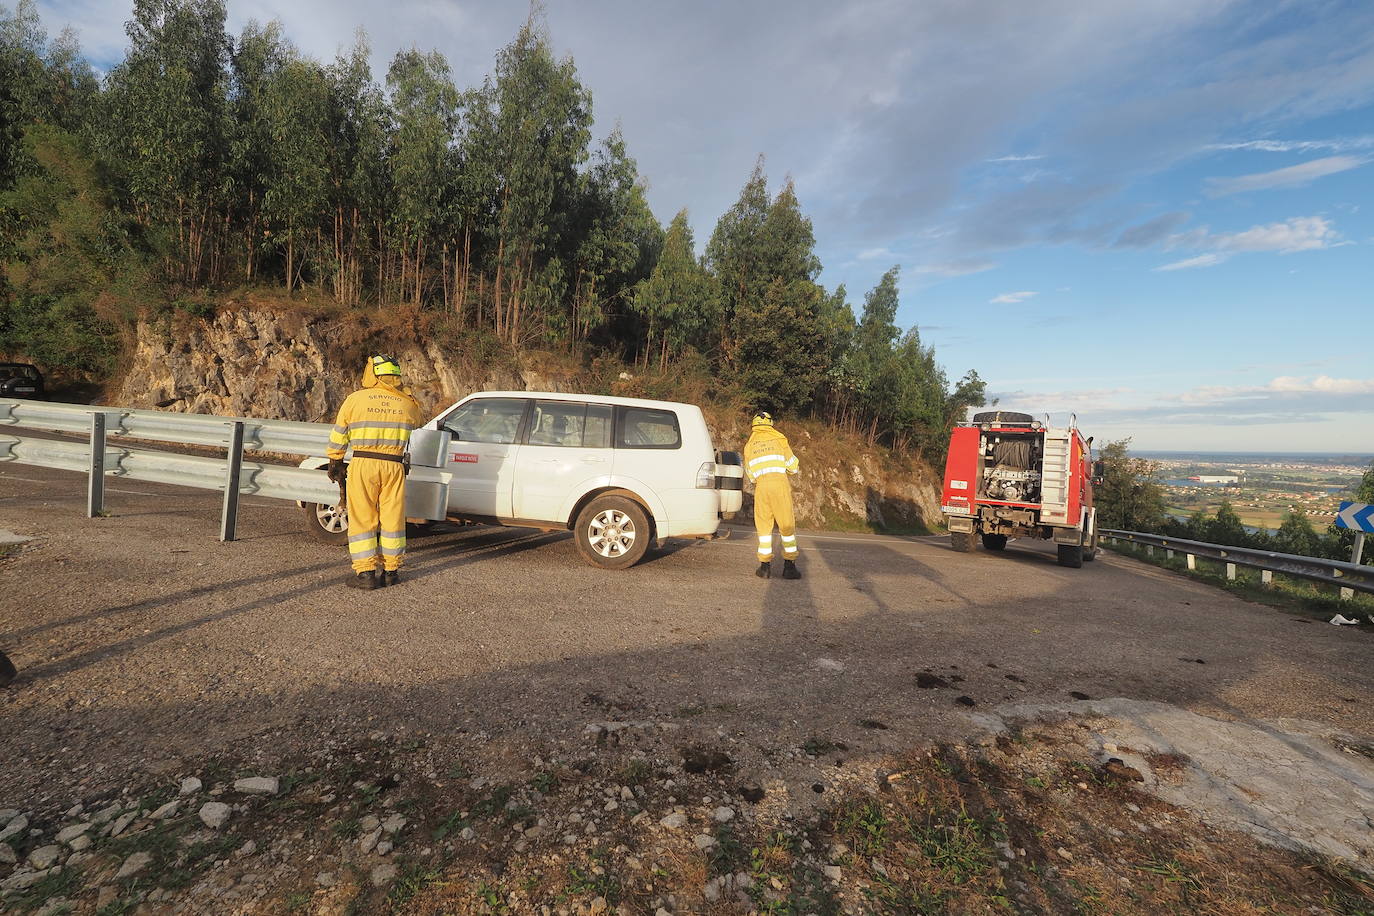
[111,308,555,422]
[110,307,943,531]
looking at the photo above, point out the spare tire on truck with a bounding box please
[972,410,1034,424]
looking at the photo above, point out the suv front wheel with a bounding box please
[574,495,651,569]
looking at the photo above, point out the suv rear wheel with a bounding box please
[575,495,650,569]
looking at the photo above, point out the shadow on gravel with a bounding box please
[3,514,1374,812]
[4,557,343,643]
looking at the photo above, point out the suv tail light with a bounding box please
[696,461,715,489]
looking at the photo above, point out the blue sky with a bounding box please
[31,0,1374,452]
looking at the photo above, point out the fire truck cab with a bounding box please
[940,410,1101,568]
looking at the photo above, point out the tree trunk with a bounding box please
[457,228,471,326]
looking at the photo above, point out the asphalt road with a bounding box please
[2,461,1372,810]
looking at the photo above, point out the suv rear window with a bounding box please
[617,406,681,450]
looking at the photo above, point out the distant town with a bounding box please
[1136,452,1370,532]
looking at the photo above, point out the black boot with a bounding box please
[380,569,399,587]
[782,559,801,580]
[346,570,378,590]
[755,561,772,579]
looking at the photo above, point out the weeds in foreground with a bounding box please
[388,861,450,908]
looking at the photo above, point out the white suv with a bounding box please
[302,391,744,568]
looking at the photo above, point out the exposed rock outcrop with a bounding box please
[108,307,942,531]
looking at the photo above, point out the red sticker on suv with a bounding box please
[451,453,479,463]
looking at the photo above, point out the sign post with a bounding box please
[1335,501,1373,600]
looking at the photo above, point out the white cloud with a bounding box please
[856,247,895,261]
[990,290,1037,304]
[987,154,1044,162]
[1269,375,1374,395]
[1206,137,1374,154]
[991,376,1374,442]
[1155,253,1226,271]
[1213,216,1339,253]
[1173,375,1374,405]
[913,259,996,278]
[1205,155,1366,196]
[1154,216,1343,270]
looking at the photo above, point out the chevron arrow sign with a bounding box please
[1335,501,1374,533]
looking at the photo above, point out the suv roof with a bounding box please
[458,390,699,412]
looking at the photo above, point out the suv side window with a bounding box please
[617,406,681,449]
[440,398,528,444]
[584,404,613,449]
[527,400,588,447]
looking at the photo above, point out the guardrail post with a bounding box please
[87,412,106,518]
[1261,570,1273,589]
[1166,549,1174,560]
[1226,562,1236,580]
[1145,545,1153,557]
[1342,533,1366,601]
[220,421,245,542]
[1186,554,1195,571]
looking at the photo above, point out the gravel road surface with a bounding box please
[2,462,1372,814]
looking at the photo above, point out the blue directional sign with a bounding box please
[1335,501,1374,533]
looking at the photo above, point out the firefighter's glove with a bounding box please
[326,459,347,484]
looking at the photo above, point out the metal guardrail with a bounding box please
[0,397,340,541]
[1101,528,1374,597]
[0,434,339,503]
[0,398,330,455]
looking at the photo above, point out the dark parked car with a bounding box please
[0,362,44,398]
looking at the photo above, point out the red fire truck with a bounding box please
[940,410,1102,567]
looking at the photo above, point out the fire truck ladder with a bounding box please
[1039,431,1072,524]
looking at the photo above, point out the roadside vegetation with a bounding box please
[1104,539,1374,621]
[1096,439,1374,567]
[0,0,983,463]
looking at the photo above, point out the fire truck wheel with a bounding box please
[950,532,975,553]
[1083,540,1098,561]
[1057,543,1084,568]
[981,533,1008,551]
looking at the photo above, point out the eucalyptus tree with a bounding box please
[719,174,830,409]
[261,53,332,292]
[705,159,769,365]
[227,20,289,282]
[100,0,232,284]
[386,48,459,305]
[567,129,662,351]
[631,209,715,368]
[326,34,390,305]
[468,17,592,343]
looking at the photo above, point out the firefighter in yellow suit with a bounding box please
[326,355,424,589]
[744,411,801,580]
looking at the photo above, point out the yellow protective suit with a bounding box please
[327,362,424,573]
[744,424,800,561]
